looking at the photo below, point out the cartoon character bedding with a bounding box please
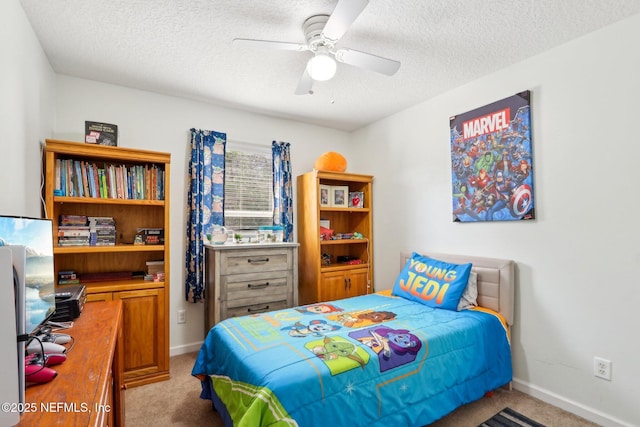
[193,286,512,426]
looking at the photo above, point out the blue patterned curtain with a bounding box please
[272,141,293,242]
[185,129,226,303]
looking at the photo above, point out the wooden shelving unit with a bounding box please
[297,171,374,304]
[43,139,170,388]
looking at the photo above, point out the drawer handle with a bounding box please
[248,258,269,264]
[248,282,270,290]
[247,305,270,314]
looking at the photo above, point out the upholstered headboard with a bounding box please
[400,251,515,325]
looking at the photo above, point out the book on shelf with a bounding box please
[59,215,88,226]
[88,216,115,225]
[58,239,90,246]
[58,227,91,236]
[93,239,116,246]
[54,158,165,200]
[146,260,165,275]
[85,121,118,146]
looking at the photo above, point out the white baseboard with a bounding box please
[513,378,634,427]
[169,341,203,357]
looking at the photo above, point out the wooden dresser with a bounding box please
[18,301,124,427]
[204,243,299,332]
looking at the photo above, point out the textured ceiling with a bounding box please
[19,0,640,131]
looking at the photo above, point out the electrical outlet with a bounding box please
[177,309,186,324]
[594,357,611,381]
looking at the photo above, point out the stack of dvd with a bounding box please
[88,216,116,246]
[58,215,90,246]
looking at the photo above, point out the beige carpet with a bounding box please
[125,352,599,426]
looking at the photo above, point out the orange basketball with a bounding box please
[314,152,347,172]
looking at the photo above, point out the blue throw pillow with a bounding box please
[392,252,472,311]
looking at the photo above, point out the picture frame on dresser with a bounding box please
[330,185,349,208]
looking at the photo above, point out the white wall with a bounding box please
[53,76,353,354]
[351,14,640,427]
[8,0,639,424]
[0,0,55,217]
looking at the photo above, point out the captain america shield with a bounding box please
[510,184,533,217]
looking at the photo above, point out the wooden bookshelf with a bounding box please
[297,171,374,304]
[43,139,170,388]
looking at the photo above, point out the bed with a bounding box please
[192,251,515,426]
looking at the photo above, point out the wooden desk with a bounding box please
[17,300,124,426]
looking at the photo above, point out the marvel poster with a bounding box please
[449,91,534,222]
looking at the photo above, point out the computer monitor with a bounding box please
[0,215,56,336]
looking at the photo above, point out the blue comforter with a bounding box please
[193,292,512,426]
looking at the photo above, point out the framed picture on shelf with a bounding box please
[349,192,364,208]
[331,186,349,208]
[319,184,331,207]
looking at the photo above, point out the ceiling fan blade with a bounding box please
[233,38,308,52]
[295,67,314,95]
[322,0,369,42]
[334,48,400,76]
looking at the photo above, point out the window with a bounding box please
[224,142,273,229]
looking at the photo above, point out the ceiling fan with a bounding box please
[233,0,401,95]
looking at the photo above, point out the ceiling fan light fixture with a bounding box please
[307,53,337,81]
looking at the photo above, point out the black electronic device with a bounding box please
[51,284,86,322]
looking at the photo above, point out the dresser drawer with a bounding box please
[222,271,291,308]
[204,243,299,331]
[224,300,289,319]
[220,248,292,275]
